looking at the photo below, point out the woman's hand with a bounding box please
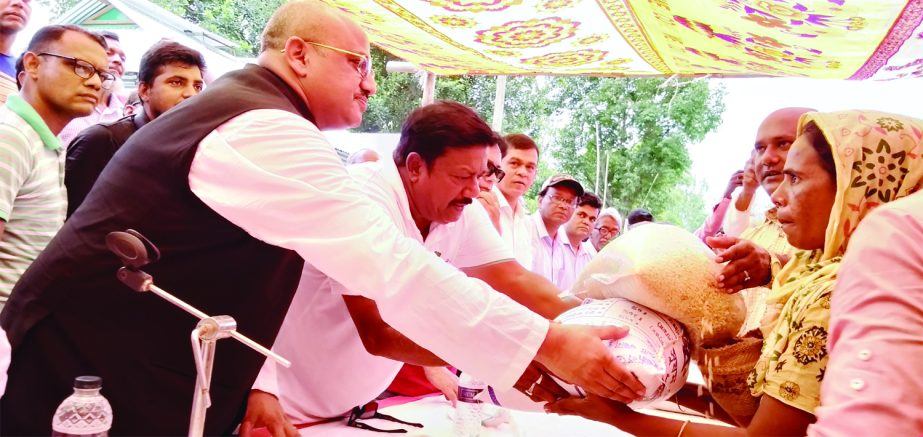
[544,394,636,425]
[707,236,772,293]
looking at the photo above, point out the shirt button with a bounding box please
[857,349,872,361]
[849,378,866,391]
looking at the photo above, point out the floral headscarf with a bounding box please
[750,110,923,412]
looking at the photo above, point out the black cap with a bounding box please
[74,375,102,389]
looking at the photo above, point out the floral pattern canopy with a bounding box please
[326,0,923,79]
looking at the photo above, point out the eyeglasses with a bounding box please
[347,401,423,433]
[37,53,116,90]
[304,41,373,80]
[547,194,577,208]
[485,161,505,181]
[596,226,619,237]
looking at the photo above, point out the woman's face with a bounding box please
[772,134,837,251]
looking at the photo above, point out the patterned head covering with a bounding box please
[750,110,923,413]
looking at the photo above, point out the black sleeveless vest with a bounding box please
[2,65,309,435]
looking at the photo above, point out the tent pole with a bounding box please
[491,75,507,131]
[422,72,437,106]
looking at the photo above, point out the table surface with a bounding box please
[293,364,723,436]
[298,395,636,436]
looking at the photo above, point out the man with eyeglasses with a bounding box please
[0,25,109,309]
[590,207,622,252]
[532,174,584,290]
[65,41,206,217]
[58,31,128,146]
[0,3,644,434]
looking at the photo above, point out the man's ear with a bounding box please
[283,37,310,77]
[22,52,40,81]
[137,81,151,103]
[405,152,425,182]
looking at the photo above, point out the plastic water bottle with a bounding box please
[453,372,486,437]
[51,376,113,437]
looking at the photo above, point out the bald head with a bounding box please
[759,107,815,133]
[261,0,356,53]
[754,107,816,195]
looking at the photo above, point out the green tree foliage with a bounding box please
[358,49,552,135]
[47,0,723,228]
[150,0,278,56]
[49,0,279,56]
[542,77,724,229]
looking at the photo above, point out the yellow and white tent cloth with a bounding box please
[327,0,923,79]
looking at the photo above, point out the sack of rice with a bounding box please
[571,223,746,347]
[489,298,691,411]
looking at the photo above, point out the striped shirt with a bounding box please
[0,74,16,106]
[0,95,66,305]
[0,55,16,105]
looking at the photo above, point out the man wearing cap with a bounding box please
[531,174,584,290]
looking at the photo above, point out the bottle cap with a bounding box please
[74,375,102,389]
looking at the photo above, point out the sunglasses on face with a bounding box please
[347,401,423,433]
[486,162,505,181]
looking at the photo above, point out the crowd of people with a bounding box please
[0,0,917,436]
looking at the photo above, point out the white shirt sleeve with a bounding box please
[251,357,279,397]
[454,202,515,268]
[188,109,548,388]
[723,191,752,237]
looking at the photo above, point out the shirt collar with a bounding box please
[378,159,428,243]
[5,94,61,151]
[494,185,527,216]
[96,94,123,115]
[534,212,560,242]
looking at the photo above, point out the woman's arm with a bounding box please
[548,392,815,436]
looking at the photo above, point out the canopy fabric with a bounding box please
[327,0,923,79]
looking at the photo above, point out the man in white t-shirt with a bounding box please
[245,102,591,433]
[531,174,584,289]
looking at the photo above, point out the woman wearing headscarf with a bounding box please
[546,110,923,436]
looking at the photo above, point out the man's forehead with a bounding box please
[327,15,370,55]
[156,62,203,78]
[434,145,487,166]
[755,109,810,143]
[57,33,108,66]
[504,148,537,162]
[579,205,599,216]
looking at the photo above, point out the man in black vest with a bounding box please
[0,2,644,434]
[65,41,206,217]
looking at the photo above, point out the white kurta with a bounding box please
[253,159,516,421]
[188,109,548,395]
